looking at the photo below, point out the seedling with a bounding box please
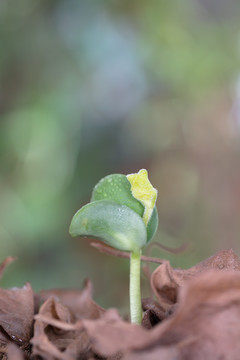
[69,169,158,324]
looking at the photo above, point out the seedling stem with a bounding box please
[130,250,142,324]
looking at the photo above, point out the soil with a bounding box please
[0,248,240,360]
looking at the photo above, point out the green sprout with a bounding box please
[69,169,158,324]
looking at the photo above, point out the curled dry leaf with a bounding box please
[31,296,89,360]
[0,252,240,359]
[123,347,179,360]
[79,269,240,359]
[32,280,105,360]
[39,279,105,320]
[81,309,148,358]
[123,270,240,360]
[33,308,150,359]
[5,342,25,360]
[151,248,240,310]
[0,283,34,347]
[141,298,167,329]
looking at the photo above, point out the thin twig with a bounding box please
[0,256,16,281]
[90,242,166,264]
[146,241,189,256]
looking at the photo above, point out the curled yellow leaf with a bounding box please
[127,169,157,226]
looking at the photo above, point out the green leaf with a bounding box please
[91,174,144,217]
[69,200,147,252]
[91,173,158,243]
[147,206,158,243]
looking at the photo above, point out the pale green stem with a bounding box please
[129,250,142,324]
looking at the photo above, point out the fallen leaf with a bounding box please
[0,283,34,347]
[81,309,148,358]
[141,298,167,329]
[31,296,87,360]
[6,342,25,360]
[126,270,240,359]
[32,280,105,360]
[151,249,240,310]
[123,347,178,360]
[39,279,105,320]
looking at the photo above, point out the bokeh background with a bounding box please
[1,0,240,313]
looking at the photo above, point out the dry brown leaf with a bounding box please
[31,296,87,360]
[32,280,105,360]
[0,251,239,359]
[5,342,25,360]
[141,298,167,329]
[39,279,105,320]
[123,347,179,360]
[83,267,240,359]
[81,309,148,358]
[126,270,240,360]
[151,248,240,310]
[0,283,34,347]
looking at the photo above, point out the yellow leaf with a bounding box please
[127,169,157,226]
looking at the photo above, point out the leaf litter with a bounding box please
[0,249,240,359]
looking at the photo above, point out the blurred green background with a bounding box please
[1,0,240,313]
